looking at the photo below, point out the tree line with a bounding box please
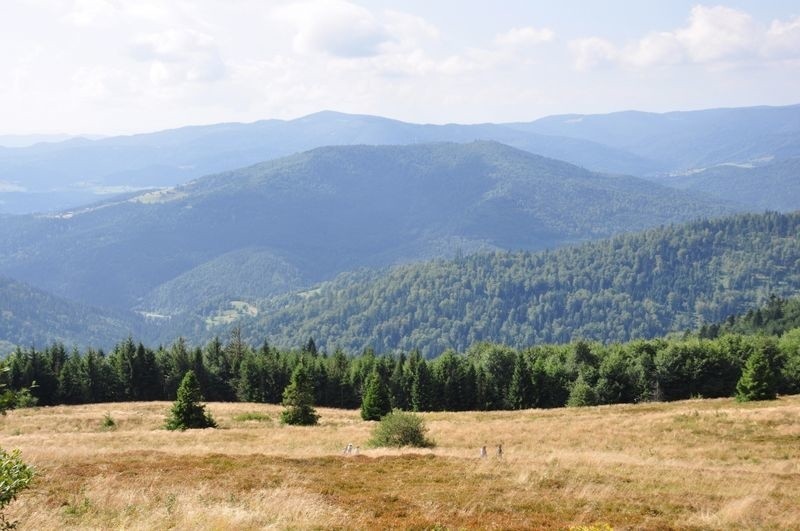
[2,326,798,411]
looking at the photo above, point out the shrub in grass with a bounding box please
[369,409,434,448]
[165,371,217,430]
[0,448,34,530]
[100,412,116,431]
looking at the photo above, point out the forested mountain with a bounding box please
[0,277,136,352]
[661,158,800,212]
[0,141,729,314]
[515,104,800,173]
[0,111,652,214]
[232,212,800,357]
[4,104,800,215]
[700,295,800,339]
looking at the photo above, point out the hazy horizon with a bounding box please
[2,1,800,136]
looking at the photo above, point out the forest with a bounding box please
[239,211,800,356]
[3,302,798,411]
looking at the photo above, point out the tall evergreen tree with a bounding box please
[736,348,777,401]
[361,366,391,420]
[165,370,216,430]
[280,361,319,425]
[507,351,533,410]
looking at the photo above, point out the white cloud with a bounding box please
[572,4,800,70]
[570,37,617,71]
[276,0,390,57]
[131,29,226,85]
[494,26,554,48]
[765,15,800,59]
[675,5,760,63]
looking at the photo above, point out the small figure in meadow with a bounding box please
[497,444,503,458]
[480,445,487,458]
[343,443,353,455]
[354,446,360,455]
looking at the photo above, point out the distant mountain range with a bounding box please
[515,104,800,172]
[0,141,730,316]
[2,104,799,214]
[0,103,798,354]
[661,157,800,212]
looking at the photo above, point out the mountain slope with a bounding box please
[514,104,800,172]
[0,141,733,312]
[233,211,800,357]
[0,112,654,214]
[661,158,800,211]
[0,276,136,352]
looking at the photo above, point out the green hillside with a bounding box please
[662,158,800,212]
[0,277,136,353]
[236,211,800,357]
[0,141,731,313]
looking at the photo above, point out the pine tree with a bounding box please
[507,351,533,410]
[280,362,319,425]
[165,370,216,430]
[411,359,433,412]
[736,348,777,402]
[361,367,391,420]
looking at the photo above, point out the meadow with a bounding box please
[1,396,799,529]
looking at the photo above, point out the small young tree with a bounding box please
[165,370,217,430]
[736,348,777,402]
[0,367,35,530]
[360,367,391,421]
[369,409,434,448]
[280,362,319,426]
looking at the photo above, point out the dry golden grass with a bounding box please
[2,396,799,529]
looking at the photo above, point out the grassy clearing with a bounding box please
[1,396,799,529]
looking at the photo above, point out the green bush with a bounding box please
[100,412,116,431]
[369,409,434,448]
[0,448,34,530]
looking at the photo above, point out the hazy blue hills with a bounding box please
[0,276,137,352]
[3,104,799,214]
[661,158,800,212]
[0,141,732,316]
[515,104,800,173]
[0,111,653,214]
[234,211,800,357]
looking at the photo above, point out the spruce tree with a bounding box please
[165,370,217,430]
[280,362,319,425]
[361,367,391,420]
[507,352,533,410]
[736,348,777,402]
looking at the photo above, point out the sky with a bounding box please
[2,0,800,135]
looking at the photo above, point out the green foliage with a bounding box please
[567,374,599,407]
[0,448,34,530]
[246,212,800,357]
[100,412,116,431]
[280,362,319,426]
[369,409,434,448]
[165,370,217,431]
[360,367,391,421]
[736,349,777,402]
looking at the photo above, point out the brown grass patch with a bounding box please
[1,397,799,529]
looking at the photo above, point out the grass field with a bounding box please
[1,395,799,529]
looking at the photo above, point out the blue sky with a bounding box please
[2,1,799,135]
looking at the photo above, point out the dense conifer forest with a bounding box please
[4,308,798,411]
